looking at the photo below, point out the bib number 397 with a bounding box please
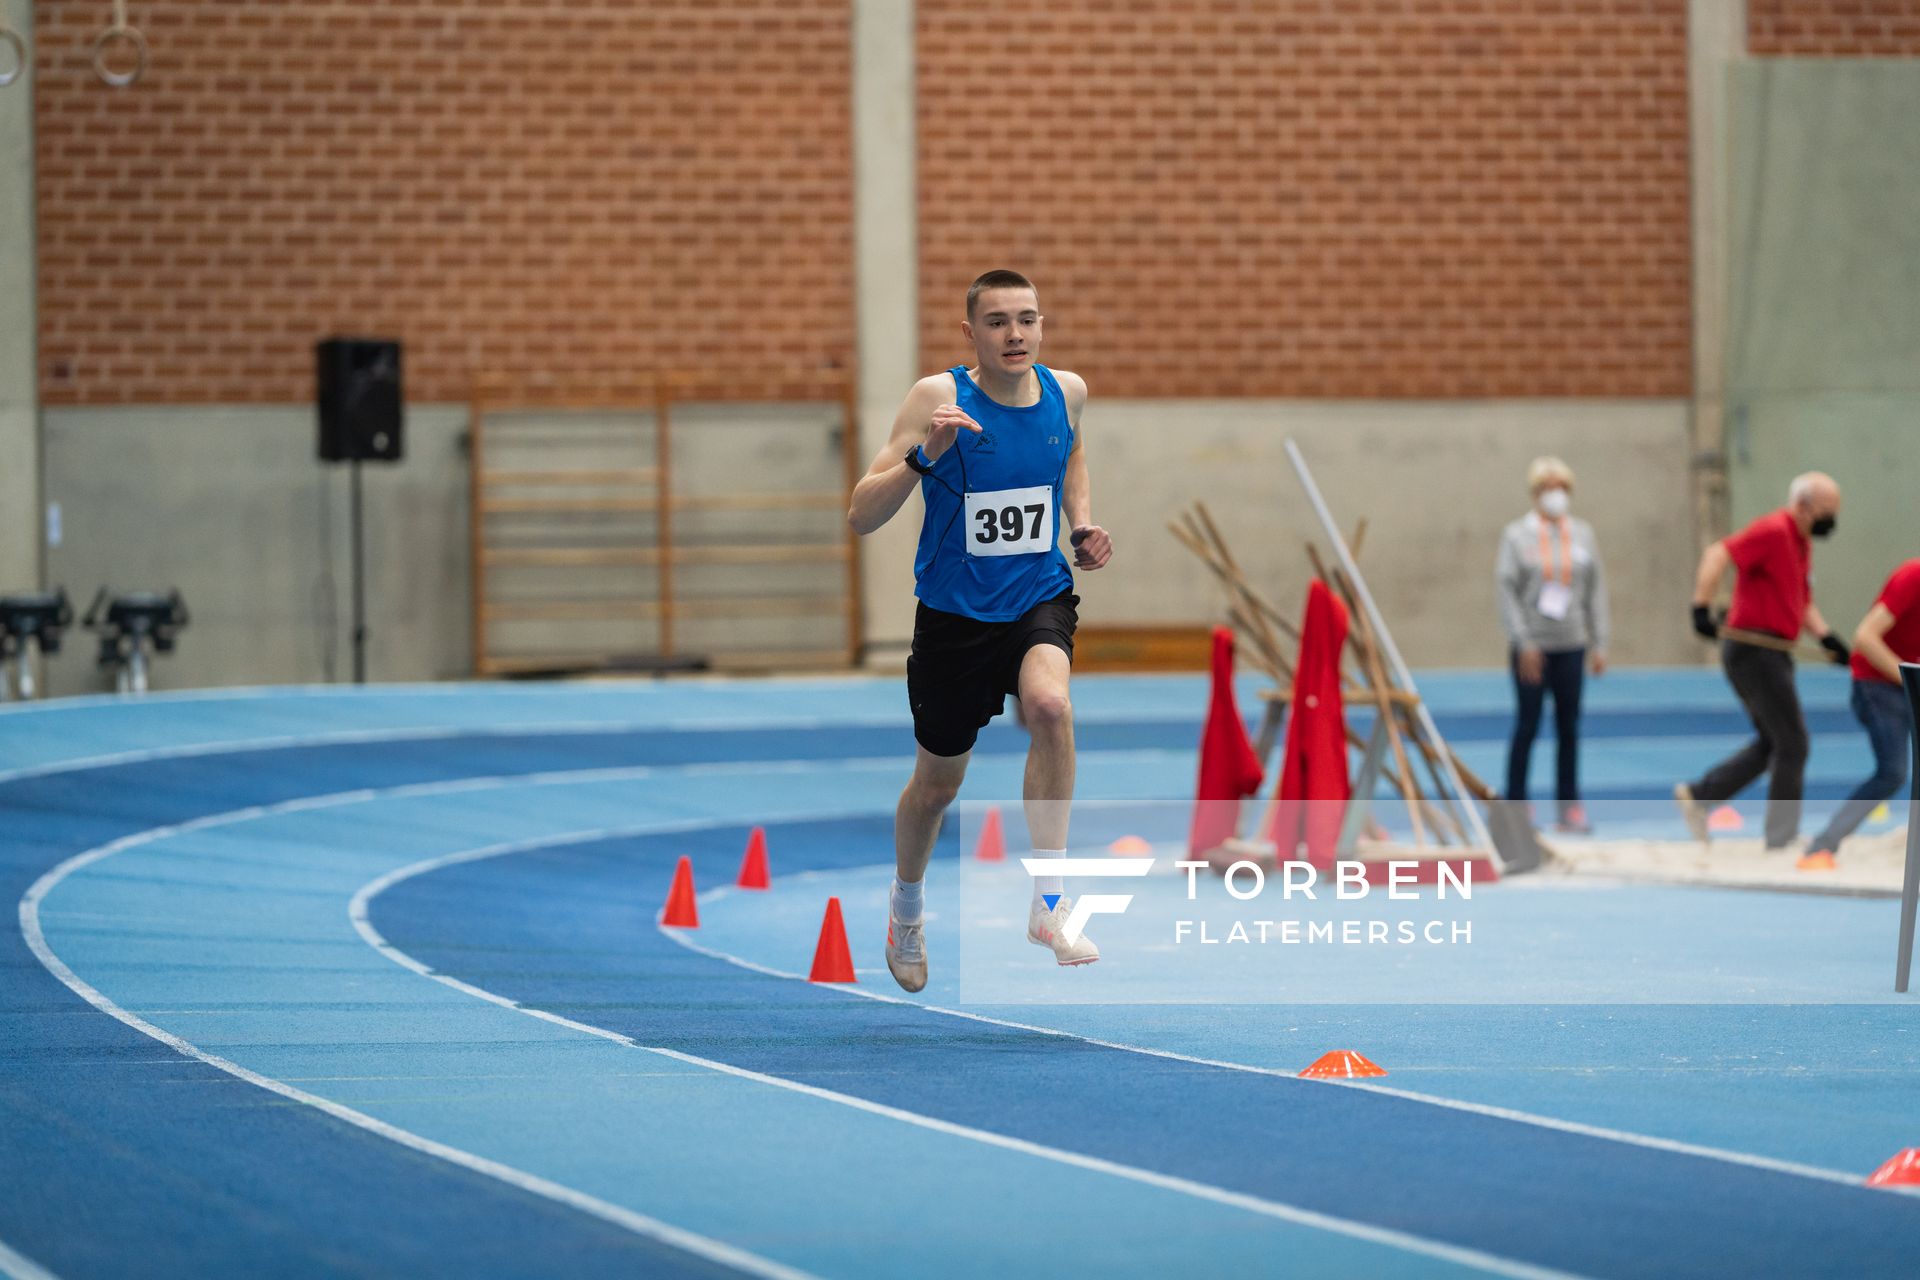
[965,484,1054,557]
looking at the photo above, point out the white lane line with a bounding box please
[21,959,816,1277]
[0,1240,62,1280]
[0,675,892,718]
[662,880,1872,1191]
[353,833,1587,1280]
[17,780,887,1280]
[0,721,867,786]
[0,708,1202,786]
[19,751,1879,1198]
[19,752,1871,1279]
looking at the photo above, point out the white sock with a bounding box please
[1030,848,1065,910]
[891,875,924,924]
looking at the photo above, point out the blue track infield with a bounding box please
[368,818,1920,1279]
[3,672,1917,1279]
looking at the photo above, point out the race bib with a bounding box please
[1536,581,1572,620]
[965,485,1054,557]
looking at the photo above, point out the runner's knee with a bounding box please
[906,768,963,813]
[1022,688,1071,735]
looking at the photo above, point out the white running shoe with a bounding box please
[1027,897,1100,966]
[886,915,927,993]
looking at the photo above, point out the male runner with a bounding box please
[847,269,1113,993]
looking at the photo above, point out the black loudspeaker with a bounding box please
[317,337,404,462]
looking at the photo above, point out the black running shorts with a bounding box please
[906,589,1079,758]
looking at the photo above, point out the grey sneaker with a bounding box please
[1674,783,1710,844]
[886,915,927,993]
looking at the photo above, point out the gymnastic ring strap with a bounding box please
[91,0,146,88]
[0,26,26,89]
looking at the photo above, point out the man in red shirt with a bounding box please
[1797,557,1920,868]
[1675,472,1847,850]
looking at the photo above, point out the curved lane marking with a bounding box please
[17,777,852,1280]
[353,825,1590,1280]
[20,749,1885,1280]
[0,1240,62,1280]
[665,879,1871,1190]
[0,721,1191,787]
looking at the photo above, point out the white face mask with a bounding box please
[1538,489,1570,519]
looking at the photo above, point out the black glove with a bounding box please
[1820,633,1850,666]
[1691,604,1719,640]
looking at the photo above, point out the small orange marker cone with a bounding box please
[661,856,699,928]
[808,896,857,983]
[1707,805,1744,833]
[1299,1050,1387,1079]
[1109,835,1153,856]
[737,826,770,889]
[1867,1148,1920,1189]
[974,806,1006,862]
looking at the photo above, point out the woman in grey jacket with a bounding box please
[1497,457,1610,832]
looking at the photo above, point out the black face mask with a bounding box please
[1810,516,1837,539]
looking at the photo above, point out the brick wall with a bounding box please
[34,0,852,404]
[917,1,1692,398]
[1750,1,1920,55]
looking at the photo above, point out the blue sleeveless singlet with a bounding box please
[912,364,1075,621]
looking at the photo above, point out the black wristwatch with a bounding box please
[904,444,934,475]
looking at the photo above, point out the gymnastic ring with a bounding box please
[91,24,146,88]
[0,28,26,89]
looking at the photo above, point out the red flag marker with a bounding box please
[1188,627,1267,858]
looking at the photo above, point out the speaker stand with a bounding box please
[350,456,368,684]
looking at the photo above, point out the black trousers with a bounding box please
[1690,639,1807,848]
[1506,647,1585,810]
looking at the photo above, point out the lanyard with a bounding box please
[1537,517,1571,587]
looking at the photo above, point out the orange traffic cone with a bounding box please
[1299,1050,1387,1079]
[737,826,770,889]
[974,806,1006,862]
[661,856,699,928]
[808,897,857,983]
[1867,1148,1920,1188]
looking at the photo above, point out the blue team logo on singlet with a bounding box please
[973,431,997,454]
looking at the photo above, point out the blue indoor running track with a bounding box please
[3,670,1918,1279]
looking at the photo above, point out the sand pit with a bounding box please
[1541,825,1913,897]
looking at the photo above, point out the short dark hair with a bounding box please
[967,269,1037,320]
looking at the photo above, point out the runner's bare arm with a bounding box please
[1053,371,1110,570]
[847,374,978,535]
